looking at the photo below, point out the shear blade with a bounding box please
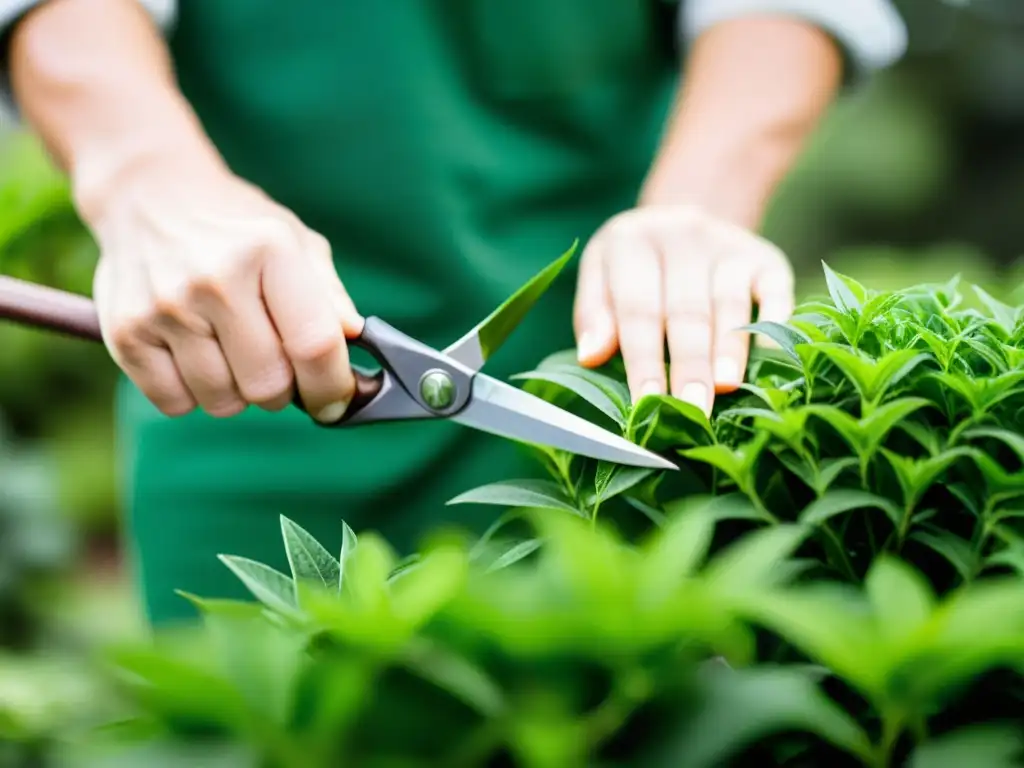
[454,375,677,470]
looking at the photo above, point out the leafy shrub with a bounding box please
[76,508,1024,768]
[64,262,1024,766]
[455,263,1024,591]
[0,415,75,651]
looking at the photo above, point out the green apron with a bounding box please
[119,0,680,624]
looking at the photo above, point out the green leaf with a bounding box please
[444,242,577,366]
[880,447,972,510]
[447,479,583,517]
[821,262,864,312]
[389,543,468,627]
[628,393,715,448]
[798,490,901,528]
[400,638,505,718]
[973,285,1019,332]
[651,665,873,768]
[908,529,976,581]
[485,538,542,572]
[864,556,934,642]
[745,586,887,698]
[280,515,340,592]
[812,344,931,403]
[217,555,301,619]
[704,524,808,598]
[908,725,1024,768]
[742,321,811,362]
[511,367,628,428]
[682,435,769,496]
[338,521,357,594]
[590,463,653,505]
[638,500,716,601]
[805,398,931,462]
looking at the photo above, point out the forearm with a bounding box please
[9,0,222,222]
[640,16,843,229]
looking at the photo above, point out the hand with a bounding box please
[87,154,362,423]
[573,204,794,415]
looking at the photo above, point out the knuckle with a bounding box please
[109,318,147,357]
[241,363,295,404]
[205,398,247,418]
[285,326,344,366]
[254,220,298,256]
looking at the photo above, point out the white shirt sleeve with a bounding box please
[678,0,909,75]
[0,0,177,123]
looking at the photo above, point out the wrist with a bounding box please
[639,133,798,230]
[69,90,226,228]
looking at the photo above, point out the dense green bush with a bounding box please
[64,262,1024,767]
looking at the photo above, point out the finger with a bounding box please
[663,248,714,415]
[110,331,197,416]
[195,272,295,412]
[96,262,197,416]
[573,240,618,367]
[607,234,666,402]
[164,332,247,417]
[711,262,754,393]
[306,232,364,336]
[262,247,355,423]
[752,252,796,333]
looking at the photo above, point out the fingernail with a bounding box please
[315,399,350,424]
[714,358,741,386]
[681,383,709,414]
[639,380,663,399]
[577,331,599,362]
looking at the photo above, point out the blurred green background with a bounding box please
[3,0,1024,742]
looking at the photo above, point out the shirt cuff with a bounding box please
[678,0,908,77]
[0,0,178,124]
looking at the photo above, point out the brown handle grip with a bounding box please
[0,274,383,420]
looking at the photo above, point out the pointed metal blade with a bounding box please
[444,242,578,371]
[453,374,677,470]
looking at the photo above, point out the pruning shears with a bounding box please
[0,250,675,471]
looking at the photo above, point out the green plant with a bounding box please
[0,414,76,652]
[69,258,1024,768]
[454,263,1024,592]
[75,508,1024,768]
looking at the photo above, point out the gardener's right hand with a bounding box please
[86,155,362,424]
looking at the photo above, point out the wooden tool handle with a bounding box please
[0,274,383,419]
[0,274,102,341]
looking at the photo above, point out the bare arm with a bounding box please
[9,0,221,221]
[640,16,843,228]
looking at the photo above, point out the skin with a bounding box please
[11,0,842,422]
[575,16,843,413]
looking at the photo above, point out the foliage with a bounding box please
[70,260,1024,767]
[0,415,76,652]
[73,507,1024,768]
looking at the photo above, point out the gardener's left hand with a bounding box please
[573,204,794,416]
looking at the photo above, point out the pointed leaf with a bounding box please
[280,516,340,591]
[217,555,301,618]
[485,538,542,572]
[447,479,584,517]
[821,262,864,312]
[445,242,577,366]
[909,725,1024,768]
[704,525,809,597]
[864,556,934,642]
[908,529,976,581]
[511,367,627,427]
[742,321,811,362]
[798,490,901,528]
[651,665,873,768]
[338,521,357,593]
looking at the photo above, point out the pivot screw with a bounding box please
[419,369,456,411]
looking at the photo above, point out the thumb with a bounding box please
[573,246,618,368]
